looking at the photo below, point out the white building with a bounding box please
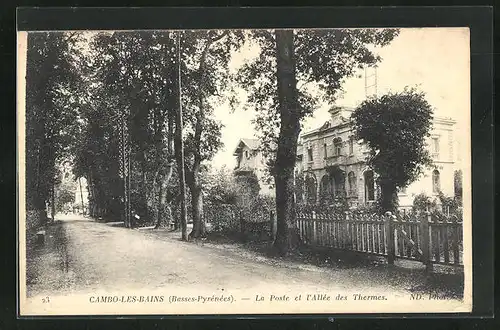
[296,106,456,209]
[233,106,458,209]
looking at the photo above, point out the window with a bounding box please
[323,143,328,158]
[245,150,249,159]
[432,170,441,193]
[334,142,342,156]
[364,170,375,201]
[348,171,356,195]
[348,137,354,155]
[432,137,440,158]
[307,147,313,162]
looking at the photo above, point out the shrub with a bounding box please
[437,191,462,217]
[412,193,436,212]
[206,203,240,233]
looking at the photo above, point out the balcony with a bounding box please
[324,154,347,167]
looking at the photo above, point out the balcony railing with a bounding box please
[324,154,347,167]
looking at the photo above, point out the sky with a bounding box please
[210,28,470,170]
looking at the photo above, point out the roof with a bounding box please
[233,138,260,156]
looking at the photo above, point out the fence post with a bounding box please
[420,211,433,272]
[270,210,277,242]
[385,211,395,265]
[343,211,349,249]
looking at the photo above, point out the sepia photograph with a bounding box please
[17,26,472,315]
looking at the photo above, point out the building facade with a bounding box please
[295,106,457,209]
[233,138,274,196]
[232,107,456,209]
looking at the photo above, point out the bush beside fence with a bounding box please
[204,202,273,242]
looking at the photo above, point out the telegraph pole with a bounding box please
[119,113,131,228]
[127,134,131,228]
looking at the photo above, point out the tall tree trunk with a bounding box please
[378,177,398,213]
[78,176,85,215]
[273,29,301,255]
[140,156,149,218]
[87,172,93,217]
[155,175,164,228]
[90,170,98,217]
[175,31,188,241]
[188,177,206,239]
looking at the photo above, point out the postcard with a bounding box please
[17,27,472,316]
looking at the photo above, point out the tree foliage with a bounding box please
[25,32,84,216]
[237,29,400,175]
[236,28,399,253]
[72,31,180,222]
[178,30,244,238]
[352,88,434,212]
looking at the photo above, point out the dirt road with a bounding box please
[26,214,463,302]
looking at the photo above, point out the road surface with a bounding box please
[26,214,463,304]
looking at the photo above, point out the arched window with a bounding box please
[347,171,356,196]
[364,170,375,202]
[432,170,441,193]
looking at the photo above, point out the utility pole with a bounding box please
[127,136,131,228]
[119,113,130,228]
[175,30,188,241]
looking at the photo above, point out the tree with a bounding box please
[25,31,83,224]
[351,88,434,213]
[73,31,179,227]
[179,30,244,239]
[237,29,399,254]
